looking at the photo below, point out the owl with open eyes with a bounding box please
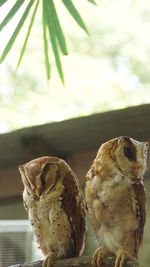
[85,136,148,267]
[19,156,86,267]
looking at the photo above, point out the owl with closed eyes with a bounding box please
[19,156,86,267]
[85,136,148,267]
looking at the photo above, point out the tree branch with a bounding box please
[9,255,139,267]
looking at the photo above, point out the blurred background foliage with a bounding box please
[0,0,150,133]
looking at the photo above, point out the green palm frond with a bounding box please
[0,0,24,30]
[44,0,65,84]
[42,0,51,80]
[0,0,9,7]
[49,0,68,56]
[16,0,40,70]
[61,0,89,35]
[0,0,35,63]
[0,0,96,83]
[87,0,97,5]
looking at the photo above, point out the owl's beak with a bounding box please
[19,164,24,173]
[140,142,149,179]
[142,142,149,156]
[19,164,36,194]
[35,188,41,198]
[143,142,149,149]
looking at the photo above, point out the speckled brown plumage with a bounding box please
[85,136,148,267]
[133,181,146,258]
[19,156,86,267]
[62,171,86,257]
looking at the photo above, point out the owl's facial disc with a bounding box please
[129,138,148,171]
[38,163,59,195]
[19,161,59,197]
[133,140,149,179]
[19,164,35,195]
[115,136,149,181]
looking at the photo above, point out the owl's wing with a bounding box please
[22,189,29,213]
[62,169,86,257]
[133,181,146,257]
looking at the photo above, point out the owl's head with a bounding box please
[19,156,68,197]
[99,136,149,182]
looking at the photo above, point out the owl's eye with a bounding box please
[123,147,134,160]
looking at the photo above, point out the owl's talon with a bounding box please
[92,247,112,267]
[115,247,137,267]
[42,251,56,267]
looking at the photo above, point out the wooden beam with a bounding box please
[1,104,150,169]
[9,256,139,267]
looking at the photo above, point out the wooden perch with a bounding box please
[9,255,139,267]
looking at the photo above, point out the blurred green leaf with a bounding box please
[0,0,35,63]
[0,0,93,82]
[42,0,51,80]
[61,0,89,35]
[45,0,64,84]
[87,0,97,5]
[49,0,68,55]
[16,0,40,70]
[0,0,9,7]
[0,0,25,31]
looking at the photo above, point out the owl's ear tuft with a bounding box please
[18,164,25,174]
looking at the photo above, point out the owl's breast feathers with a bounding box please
[85,168,146,257]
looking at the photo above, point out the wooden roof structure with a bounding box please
[0,103,150,199]
[1,103,150,170]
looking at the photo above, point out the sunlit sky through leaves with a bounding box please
[0,0,150,133]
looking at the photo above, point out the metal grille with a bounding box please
[0,220,33,267]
